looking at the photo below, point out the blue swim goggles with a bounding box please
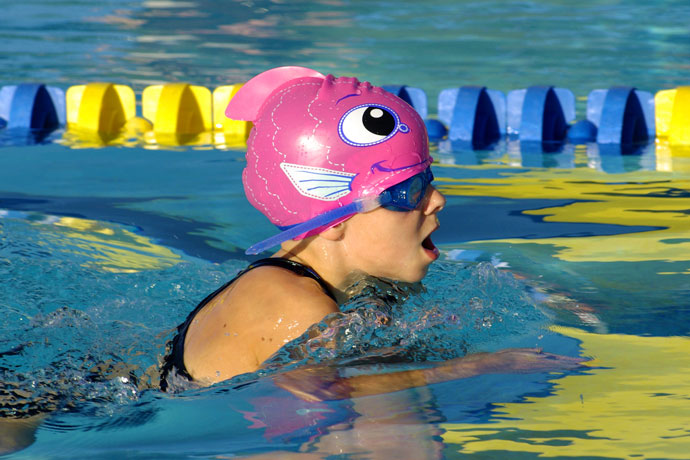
[379,167,434,211]
[245,167,435,255]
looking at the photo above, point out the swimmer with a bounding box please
[159,66,584,396]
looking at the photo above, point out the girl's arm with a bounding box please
[272,348,586,402]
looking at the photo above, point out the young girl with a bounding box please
[159,66,582,395]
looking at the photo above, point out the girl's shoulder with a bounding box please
[230,264,338,323]
[182,263,339,384]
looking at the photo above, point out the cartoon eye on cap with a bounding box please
[338,104,410,147]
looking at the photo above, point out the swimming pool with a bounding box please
[2,1,690,458]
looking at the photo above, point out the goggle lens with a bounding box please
[380,168,434,211]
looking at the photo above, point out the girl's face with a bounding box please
[339,185,446,283]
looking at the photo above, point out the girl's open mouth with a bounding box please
[422,235,439,259]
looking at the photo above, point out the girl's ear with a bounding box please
[318,222,346,241]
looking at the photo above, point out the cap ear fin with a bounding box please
[225,66,325,121]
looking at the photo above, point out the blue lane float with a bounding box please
[384,85,450,140]
[586,87,655,152]
[2,80,690,155]
[566,119,598,143]
[424,118,448,140]
[438,86,506,149]
[0,84,65,130]
[507,86,575,151]
[382,85,428,119]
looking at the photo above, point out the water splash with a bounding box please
[0,217,245,418]
[261,261,548,375]
[1,213,547,418]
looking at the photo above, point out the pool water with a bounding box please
[2,1,690,459]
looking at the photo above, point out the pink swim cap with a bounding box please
[226,66,431,252]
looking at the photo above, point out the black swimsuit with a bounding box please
[160,258,335,392]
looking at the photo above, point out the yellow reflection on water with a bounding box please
[443,327,690,459]
[655,140,690,172]
[54,216,181,272]
[33,215,180,272]
[437,165,690,264]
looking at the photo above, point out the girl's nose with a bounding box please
[423,186,446,215]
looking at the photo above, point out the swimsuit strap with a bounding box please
[160,258,334,391]
[247,258,335,301]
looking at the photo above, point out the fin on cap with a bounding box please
[225,66,325,121]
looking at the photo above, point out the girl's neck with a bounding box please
[274,243,356,305]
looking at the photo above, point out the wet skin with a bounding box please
[182,183,585,396]
[183,185,446,384]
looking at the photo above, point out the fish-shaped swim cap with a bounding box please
[226,66,431,253]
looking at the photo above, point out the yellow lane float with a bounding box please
[142,83,212,147]
[9,81,686,151]
[64,82,152,147]
[212,84,252,148]
[66,83,136,133]
[655,86,690,146]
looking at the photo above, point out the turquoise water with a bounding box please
[2,1,690,458]
[3,0,690,103]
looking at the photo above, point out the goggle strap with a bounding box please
[245,198,380,255]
